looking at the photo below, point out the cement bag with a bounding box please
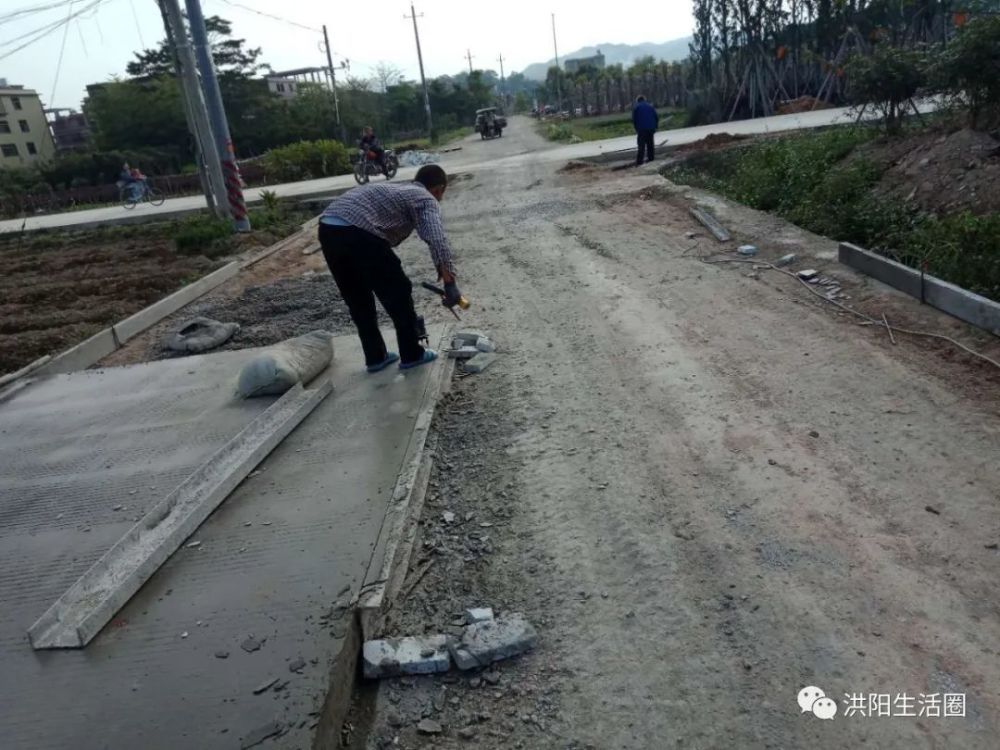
[237,330,334,398]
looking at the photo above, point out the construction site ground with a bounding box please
[5,117,999,749]
[341,119,1000,749]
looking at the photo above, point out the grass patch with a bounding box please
[663,126,1000,302]
[539,111,686,143]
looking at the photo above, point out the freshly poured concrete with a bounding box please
[0,327,446,748]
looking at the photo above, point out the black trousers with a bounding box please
[636,129,655,165]
[319,223,425,366]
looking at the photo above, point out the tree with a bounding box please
[691,0,715,85]
[929,14,1000,128]
[85,77,189,160]
[373,62,404,93]
[848,45,925,134]
[126,16,266,78]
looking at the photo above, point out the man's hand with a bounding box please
[442,281,462,308]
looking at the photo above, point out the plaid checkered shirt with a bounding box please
[322,181,456,276]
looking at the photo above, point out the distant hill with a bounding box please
[519,37,692,80]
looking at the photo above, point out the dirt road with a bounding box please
[352,118,1000,749]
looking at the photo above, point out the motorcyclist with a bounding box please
[359,126,386,175]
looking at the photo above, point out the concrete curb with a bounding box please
[839,242,1000,336]
[113,262,240,344]
[28,380,333,649]
[358,328,455,641]
[37,328,119,376]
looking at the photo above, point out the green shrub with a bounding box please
[927,15,1000,129]
[261,140,351,183]
[172,215,233,256]
[543,123,574,142]
[848,45,926,134]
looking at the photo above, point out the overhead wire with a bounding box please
[214,0,321,33]
[0,0,105,62]
[50,0,74,105]
[127,0,144,49]
[0,0,76,26]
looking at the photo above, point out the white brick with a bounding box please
[362,635,450,679]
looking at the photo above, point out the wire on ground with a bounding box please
[701,257,1000,371]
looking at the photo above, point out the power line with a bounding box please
[50,0,74,104]
[0,0,105,60]
[127,0,144,48]
[0,0,77,26]
[214,0,320,33]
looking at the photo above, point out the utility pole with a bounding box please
[551,13,562,112]
[497,53,507,106]
[185,0,249,231]
[156,0,214,214]
[405,3,433,138]
[321,25,348,142]
[464,49,475,75]
[160,0,229,220]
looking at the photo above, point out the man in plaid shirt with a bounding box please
[318,164,461,372]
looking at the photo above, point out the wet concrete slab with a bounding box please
[0,326,447,749]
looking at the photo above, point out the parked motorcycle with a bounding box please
[353,148,399,184]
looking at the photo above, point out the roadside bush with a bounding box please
[847,45,926,134]
[927,15,1000,130]
[543,123,574,142]
[172,215,233,256]
[261,140,350,183]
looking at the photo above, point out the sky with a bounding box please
[1,0,695,111]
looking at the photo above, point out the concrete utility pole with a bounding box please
[405,3,433,138]
[321,25,347,142]
[497,53,507,104]
[159,0,229,221]
[185,0,249,231]
[156,0,215,214]
[551,13,562,111]
[464,49,475,75]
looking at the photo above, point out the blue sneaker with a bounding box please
[366,352,400,373]
[399,349,438,370]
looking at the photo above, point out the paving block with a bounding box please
[776,253,797,267]
[448,612,537,670]
[362,634,450,679]
[475,337,495,353]
[465,607,494,623]
[448,345,480,359]
[453,330,488,345]
[463,353,498,374]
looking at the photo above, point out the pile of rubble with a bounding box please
[447,330,498,374]
[363,608,537,679]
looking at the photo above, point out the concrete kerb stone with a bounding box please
[839,242,1000,335]
[463,352,498,374]
[114,262,240,345]
[28,380,333,649]
[358,327,455,641]
[37,328,119,376]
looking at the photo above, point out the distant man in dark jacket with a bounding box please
[632,96,659,166]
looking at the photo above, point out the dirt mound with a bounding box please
[874,128,1000,216]
[558,160,597,173]
[776,96,834,115]
[675,132,749,153]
